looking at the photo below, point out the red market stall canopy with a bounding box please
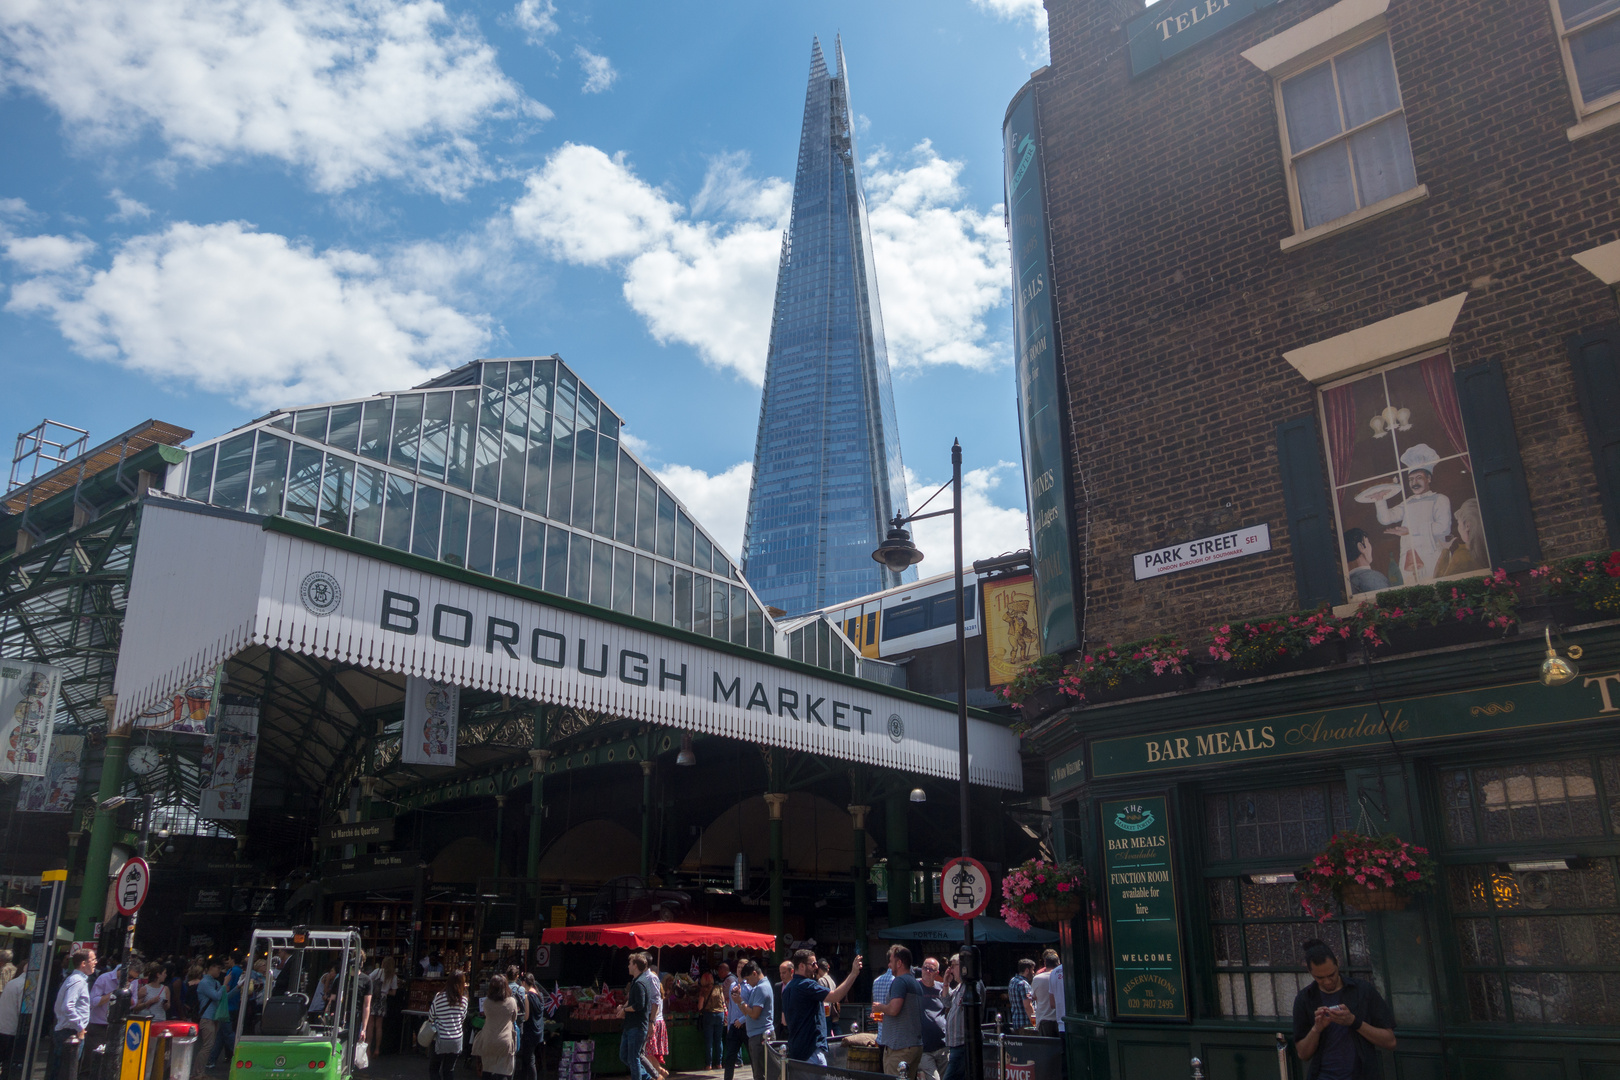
[542,922,777,950]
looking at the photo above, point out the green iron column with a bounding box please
[848,801,870,963]
[526,748,550,880]
[886,787,912,929]
[640,759,654,880]
[765,793,787,944]
[75,694,127,940]
[493,793,507,878]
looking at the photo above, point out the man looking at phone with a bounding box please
[1291,939,1396,1079]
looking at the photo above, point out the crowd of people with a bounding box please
[0,944,415,1080]
[613,946,1066,1080]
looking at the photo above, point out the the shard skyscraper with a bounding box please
[742,37,911,617]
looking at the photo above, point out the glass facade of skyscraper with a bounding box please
[180,356,773,651]
[742,37,912,618]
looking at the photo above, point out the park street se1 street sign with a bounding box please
[940,856,991,921]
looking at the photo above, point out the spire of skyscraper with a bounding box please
[742,38,911,617]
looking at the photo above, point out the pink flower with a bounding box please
[1036,875,1046,884]
[1056,883,1071,893]
[1022,893,1037,904]
[1405,871,1421,881]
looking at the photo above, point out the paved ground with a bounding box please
[357,1052,727,1080]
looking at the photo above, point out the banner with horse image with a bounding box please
[402,677,459,766]
[0,661,60,778]
[200,694,260,819]
[15,735,82,812]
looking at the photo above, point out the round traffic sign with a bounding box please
[113,857,151,916]
[940,856,991,921]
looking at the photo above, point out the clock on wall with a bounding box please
[128,746,163,776]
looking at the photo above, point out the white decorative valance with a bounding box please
[114,500,1023,791]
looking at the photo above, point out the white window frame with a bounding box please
[1549,0,1620,139]
[1271,29,1426,250]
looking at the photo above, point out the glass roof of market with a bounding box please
[181,356,775,651]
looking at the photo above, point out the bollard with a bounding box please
[1190,1057,1204,1080]
[1275,1032,1289,1080]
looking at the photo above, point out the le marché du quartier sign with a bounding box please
[1091,671,1620,778]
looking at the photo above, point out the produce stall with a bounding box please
[540,922,778,1075]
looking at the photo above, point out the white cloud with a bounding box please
[510,141,1007,385]
[0,0,547,197]
[575,45,617,94]
[905,462,1029,567]
[653,460,754,562]
[971,0,1050,65]
[3,233,96,274]
[510,0,556,43]
[107,189,152,222]
[864,143,1009,372]
[5,220,490,408]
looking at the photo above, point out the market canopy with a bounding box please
[112,501,1023,789]
[877,917,1058,944]
[541,921,778,950]
[0,907,75,942]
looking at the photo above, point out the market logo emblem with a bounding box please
[1114,804,1155,832]
[275,1057,287,1068]
[299,571,342,616]
[887,713,905,743]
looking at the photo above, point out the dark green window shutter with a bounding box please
[1276,415,1343,607]
[1566,323,1620,547]
[1454,358,1542,571]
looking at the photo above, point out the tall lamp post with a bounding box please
[872,438,983,1080]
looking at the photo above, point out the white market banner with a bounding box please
[16,735,82,813]
[0,661,61,778]
[402,676,459,766]
[1132,523,1272,581]
[113,501,1023,790]
[200,695,260,820]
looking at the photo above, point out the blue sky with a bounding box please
[0,0,1048,564]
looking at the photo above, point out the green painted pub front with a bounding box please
[1030,626,1620,1080]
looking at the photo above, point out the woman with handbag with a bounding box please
[427,974,468,1080]
[472,975,520,1080]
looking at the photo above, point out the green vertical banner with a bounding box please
[1100,796,1187,1019]
[1002,84,1078,655]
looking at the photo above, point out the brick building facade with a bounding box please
[1011,0,1620,1074]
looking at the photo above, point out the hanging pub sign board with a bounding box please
[940,856,991,921]
[1131,524,1271,580]
[113,857,151,916]
[1099,797,1187,1019]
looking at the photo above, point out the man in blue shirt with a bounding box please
[51,951,93,1080]
[1006,960,1035,1032]
[876,946,923,1078]
[781,951,862,1066]
[733,962,773,1080]
[870,956,894,1044]
[195,960,224,1079]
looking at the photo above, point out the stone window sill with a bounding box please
[1568,101,1620,142]
[1279,184,1429,254]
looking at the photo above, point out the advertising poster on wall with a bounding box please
[402,676,459,766]
[1100,796,1187,1019]
[134,663,223,735]
[15,735,82,813]
[1003,87,1079,656]
[1321,351,1484,597]
[983,575,1040,687]
[200,694,260,820]
[0,661,60,778]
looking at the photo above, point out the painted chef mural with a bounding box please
[1321,351,1487,597]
